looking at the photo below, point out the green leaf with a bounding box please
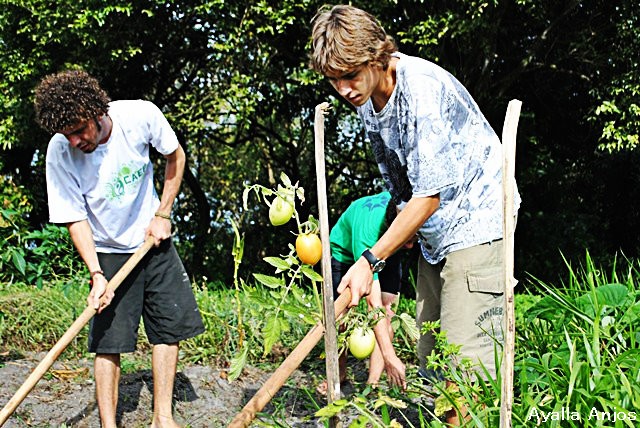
[263,256,291,271]
[262,316,282,355]
[279,171,291,187]
[575,283,629,315]
[348,416,370,428]
[10,249,26,276]
[301,265,323,282]
[397,312,420,341]
[252,273,284,289]
[373,395,408,410]
[621,301,640,325]
[228,343,249,381]
[314,400,349,417]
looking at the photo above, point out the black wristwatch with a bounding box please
[362,249,386,273]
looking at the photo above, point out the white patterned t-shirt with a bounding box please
[357,52,520,263]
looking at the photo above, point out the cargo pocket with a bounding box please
[466,266,503,296]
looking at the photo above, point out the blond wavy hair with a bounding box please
[34,69,111,133]
[309,5,397,76]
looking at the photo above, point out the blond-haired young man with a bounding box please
[310,5,520,424]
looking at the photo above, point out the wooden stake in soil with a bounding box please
[313,102,342,428]
[0,237,155,427]
[499,99,522,428]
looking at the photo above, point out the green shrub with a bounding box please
[1,175,83,287]
[514,253,640,427]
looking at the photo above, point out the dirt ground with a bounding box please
[0,350,383,428]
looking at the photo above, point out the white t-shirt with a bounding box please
[46,100,179,253]
[357,52,521,263]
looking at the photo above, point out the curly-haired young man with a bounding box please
[35,69,204,428]
[310,5,520,424]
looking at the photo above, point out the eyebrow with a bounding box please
[328,68,362,81]
[63,123,87,136]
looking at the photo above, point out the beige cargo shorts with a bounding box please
[416,240,504,379]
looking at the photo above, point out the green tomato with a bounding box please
[348,327,375,360]
[269,196,294,226]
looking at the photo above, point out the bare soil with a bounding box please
[0,350,379,428]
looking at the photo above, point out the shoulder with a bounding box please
[108,100,163,121]
[46,134,71,158]
[396,53,456,91]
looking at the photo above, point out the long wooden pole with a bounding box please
[227,289,351,428]
[313,102,342,428]
[0,237,155,427]
[499,99,521,428]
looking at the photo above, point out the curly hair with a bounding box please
[34,69,111,133]
[309,5,397,76]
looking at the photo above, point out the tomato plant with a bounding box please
[268,195,294,226]
[295,233,322,265]
[236,172,325,379]
[348,326,376,360]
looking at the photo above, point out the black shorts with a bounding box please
[330,252,402,299]
[88,239,204,353]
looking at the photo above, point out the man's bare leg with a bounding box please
[151,343,180,428]
[95,353,121,428]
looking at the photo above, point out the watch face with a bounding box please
[363,249,385,272]
[373,259,386,273]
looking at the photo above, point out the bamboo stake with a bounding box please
[227,290,352,428]
[0,237,155,426]
[313,101,342,428]
[499,99,522,428]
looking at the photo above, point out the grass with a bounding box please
[0,279,89,359]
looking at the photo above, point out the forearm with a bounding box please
[67,220,101,272]
[367,281,396,362]
[370,195,439,259]
[157,145,185,215]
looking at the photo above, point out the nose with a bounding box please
[66,134,82,148]
[334,79,352,97]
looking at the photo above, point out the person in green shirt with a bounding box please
[330,191,414,388]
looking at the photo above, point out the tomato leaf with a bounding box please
[279,172,291,187]
[301,265,323,282]
[314,400,349,417]
[263,256,291,271]
[373,395,408,409]
[397,312,420,341]
[252,273,284,289]
[262,316,282,355]
[228,342,248,381]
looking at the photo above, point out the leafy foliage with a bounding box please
[1,174,83,287]
[514,254,640,426]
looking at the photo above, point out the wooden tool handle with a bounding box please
[0,237,155,426]
[228,289,352,428]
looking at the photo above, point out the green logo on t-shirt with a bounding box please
[105,162,147,201]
